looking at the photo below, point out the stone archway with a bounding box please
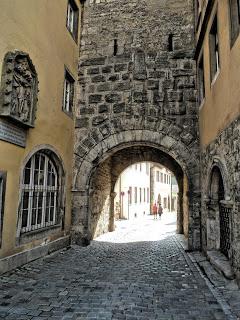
[73,0,199,250]
[72,128,200,250]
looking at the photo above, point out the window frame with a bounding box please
[20,152,60,234]
[229,0,240,47]
[63,68,75,117]
[209,12,220,84]
[66,0,79,42]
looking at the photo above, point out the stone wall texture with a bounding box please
[73,0,201,249]
[201,116,240,277]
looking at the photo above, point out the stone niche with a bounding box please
[0,51,38,128]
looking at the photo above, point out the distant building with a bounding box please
[151,165,178,212]
[114,162,178,220]
[114,163,151,219]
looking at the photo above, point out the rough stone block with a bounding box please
[108,74,120,81]
[82,136,95,148]
[147,80,159,90]
[113,102,125,113]
[172,69,193,77]
[167,90,183,102]
[102,66,112,73]
[183,89,197,102]
[80,57,106,66]
[89,94,102,104]
[92,115,108,126]
[91,75,106,83]
[122,73,129,80]
[114,64,128,72]
[133,91,148,103]
[75,118,89,128]
[113,82,131,91]
[99,124,111,137]
[87,67,100,75]
[79,107,95,115]
[105,93,122,103]
[97,83,111,92]
[148,70,165,79]
[98,104,109,113]
[76,145,87,157]
[152,90,163,103]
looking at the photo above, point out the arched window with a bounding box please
[20,151,60,233]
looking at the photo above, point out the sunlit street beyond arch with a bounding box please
[97,212,177,244]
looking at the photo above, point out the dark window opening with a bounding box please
[198,55,205,105]
[168,34,173,51]
[113,39,118,56]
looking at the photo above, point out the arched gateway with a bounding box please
[72,125,200,250]
[72,0,200,250]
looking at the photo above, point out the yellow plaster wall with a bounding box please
[0,0,80,257]
[198,1,240,148]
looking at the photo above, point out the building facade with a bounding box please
[196,0,240,278]
[0,0,81,273]
[114,162,178,221]
[151,165,176,212]
[114,163,151,220]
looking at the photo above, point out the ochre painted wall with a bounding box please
[0,0,79,257]
[198,1,240,147]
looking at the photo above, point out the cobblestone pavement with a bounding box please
[0,213,234,320]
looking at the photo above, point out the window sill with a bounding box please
[66,26,78,44]
[211,69,220,88]
[230,29,240,49]
[62,108,74,119]
[17,223,62,246]
[199,98,205,111]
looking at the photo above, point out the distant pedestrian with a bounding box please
[158,204,163,219]
[152,202,158,219]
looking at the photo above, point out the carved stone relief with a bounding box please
[0,51,38,127]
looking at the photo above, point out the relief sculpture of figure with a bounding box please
[11,57,33,122]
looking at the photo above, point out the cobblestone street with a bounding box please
[0,213,234,320]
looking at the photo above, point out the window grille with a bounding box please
[20,152,59,233]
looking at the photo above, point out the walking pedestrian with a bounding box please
[152,202,158,219]
[158,203,163,219]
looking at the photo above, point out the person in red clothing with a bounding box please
[152,202,158,219]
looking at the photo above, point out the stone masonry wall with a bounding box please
[201,116,240,276]
[89,158,112,238]
[73,0,201,248]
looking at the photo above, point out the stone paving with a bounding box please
[0,213,233,320]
